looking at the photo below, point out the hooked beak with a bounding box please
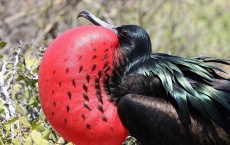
[77,10,117,33]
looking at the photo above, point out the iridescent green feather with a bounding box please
[130,53,230,126]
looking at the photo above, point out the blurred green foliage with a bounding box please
[0,0,230,144]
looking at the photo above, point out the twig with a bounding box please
[0,48,21,138]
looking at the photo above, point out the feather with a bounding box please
[125,53,230,129]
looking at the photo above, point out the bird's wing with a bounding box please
[116,53,230,131]
[117,94,202,145]
[118,93,230,145]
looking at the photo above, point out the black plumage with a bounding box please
[114,54,230,145]
[78,10,230,145]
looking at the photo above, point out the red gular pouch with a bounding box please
[38,25,128,145]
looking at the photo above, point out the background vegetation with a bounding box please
[0,0,230,144]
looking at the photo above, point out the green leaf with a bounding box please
[36,124,47,132]
[42,130,51,140]
[0,137,4,145]
[0,41,6,49]
[40,139,49,145]
[31,130,49,145]
[0,101,4,114]
[28,97,36,106]
[19,117,30,127]
[4,123,11,132]
[16,105,26,115]
[24,137,33,145]
[31,120,43,130]
[12,137,21,145]
[31,130,42,144]
[6,116,18,124]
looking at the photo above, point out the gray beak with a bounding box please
[77,10,117,32]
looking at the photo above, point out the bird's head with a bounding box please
[78,10,152,62]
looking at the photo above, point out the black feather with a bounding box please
[93,22,230,144]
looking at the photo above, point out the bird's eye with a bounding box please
[121,29,128,37]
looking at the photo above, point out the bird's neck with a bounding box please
[102,47,134,103]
